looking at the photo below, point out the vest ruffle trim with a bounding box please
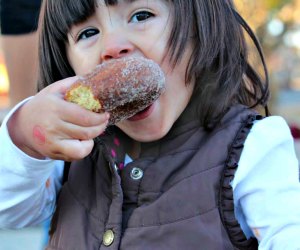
[219,114,263,250]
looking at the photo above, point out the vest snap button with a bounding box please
[103,229,114,246]
[113,163,118,172]
[109,162,119,172]
[130,167,143,180]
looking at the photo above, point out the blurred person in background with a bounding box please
[0,0,42,109]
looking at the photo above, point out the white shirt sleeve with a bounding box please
[0,98,64,229]
[232,116,300,249]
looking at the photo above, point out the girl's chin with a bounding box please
[122,123,169,143]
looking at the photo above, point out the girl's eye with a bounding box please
[130,11,154,23]
[77,28,99,41]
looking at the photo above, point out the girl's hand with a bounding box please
[7,76,109,161]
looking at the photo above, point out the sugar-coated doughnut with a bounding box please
[64,57,165,125]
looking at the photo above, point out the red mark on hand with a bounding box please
[33,125,46,145]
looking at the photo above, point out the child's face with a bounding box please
[66,0,194,142]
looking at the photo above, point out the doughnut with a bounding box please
[64,57,165,125]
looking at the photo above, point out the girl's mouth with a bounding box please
[128,103,155,122]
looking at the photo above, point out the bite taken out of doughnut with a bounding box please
[64,57,166,125]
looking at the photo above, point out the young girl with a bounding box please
[0,0,300,249]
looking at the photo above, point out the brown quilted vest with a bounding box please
[47,101,261,250]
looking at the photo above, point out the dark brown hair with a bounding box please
[38,0,269,129]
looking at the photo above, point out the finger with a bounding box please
[51,139,94,161]
[40,76,111,127]
[63,139,94,160]
[59,102,110,127]
[60,121,108,141]
[39,87,110,127]
[42,76,80,95]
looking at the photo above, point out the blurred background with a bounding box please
[235,0,300,159]
[236,0,300,125]
[0,0,300,249]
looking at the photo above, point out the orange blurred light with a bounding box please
[0,53,10,108]
[0,63,9,94]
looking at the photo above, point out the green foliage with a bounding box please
[265,0,292,10]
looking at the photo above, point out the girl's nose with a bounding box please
[100,33,134,61]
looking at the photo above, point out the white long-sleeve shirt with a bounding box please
[0,99,300,249]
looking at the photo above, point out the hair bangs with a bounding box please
[44,0,97,42]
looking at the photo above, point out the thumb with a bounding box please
[46,76,80,95]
